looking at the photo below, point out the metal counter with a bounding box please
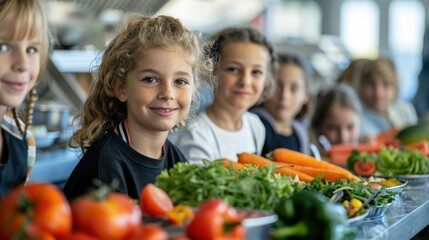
[29,148,81,185]
[356,183,429,240]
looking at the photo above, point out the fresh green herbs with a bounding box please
[155,160,295,210]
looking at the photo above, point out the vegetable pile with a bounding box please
[348,147,429,176]
[300,177,397,207]
[239,150,360,183]
[155,160,295,210]
[0,182,247,240]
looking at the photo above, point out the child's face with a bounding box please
[360,74,396,113]
[115,46,194,133]
[320,104,360,145]
[0,12,40,109]
[263,64,307,122]
[214,42,269,112]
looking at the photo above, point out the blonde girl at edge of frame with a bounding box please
[63,13,215,200]
[170,27,277,163]
[0,0,50,196]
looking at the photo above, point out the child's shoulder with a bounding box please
[243,111,265,127]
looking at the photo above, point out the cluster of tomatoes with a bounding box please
[0,183,245,240]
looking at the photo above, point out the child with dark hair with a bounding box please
[311,84,363,152]
[171,26,277,163]
[251,53,311,156]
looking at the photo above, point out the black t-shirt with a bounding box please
[259,116,301,156]
[64,130,187,200]
[0,130,28,196]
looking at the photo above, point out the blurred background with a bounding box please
[32,0,429,185]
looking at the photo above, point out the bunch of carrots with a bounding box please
[223,148,361,183]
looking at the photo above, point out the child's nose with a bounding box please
[338,129,350,144]
[238,71,252,86]
[12,50,29,72]
[158,83,175,100]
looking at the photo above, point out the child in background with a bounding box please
[170,27,277,163]
[0,0,49,196]
[358,58,417,137]
[64,14,215,200]
[311,84,362,153]
[251,53,311,156]
[337,58,370,89]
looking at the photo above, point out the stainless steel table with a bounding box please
[356,183,429,240]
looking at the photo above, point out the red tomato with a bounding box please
[173,237,191,240]
[186,199,245,240]
[140,184,174,217]
[68,231,99,240]
[129,224,168,240]
[0,183,72,240]
[353,160,376,177]
[26,224,56,240]
[71,192,142,240]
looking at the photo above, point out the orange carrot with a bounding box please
[237,152,275,168]
[290,165,358,182]
[274,166,314,182]
[405,140,429,152]
[376,128,399,143]
[273,148,360,182]
[327,144,382,154]
[328,151,351,166]
[405,141,429,156]
[221,158,245,171]
[238,152,314,182]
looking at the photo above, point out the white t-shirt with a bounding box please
[169,111,266,164]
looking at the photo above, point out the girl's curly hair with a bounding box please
[72,14,216,148]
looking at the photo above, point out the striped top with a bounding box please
[1,112,36,184]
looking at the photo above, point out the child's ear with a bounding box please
[113,82,127,102]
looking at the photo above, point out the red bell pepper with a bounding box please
[186,199,245,240]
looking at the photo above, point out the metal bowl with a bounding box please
[242,212,278,240]
[375,175,429,186]
[385,180,408,194]
[393,175,429,186]
[346,210,369,226]
[366,202,393,219]
[33,101,72,132]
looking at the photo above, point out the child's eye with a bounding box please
[252,69,264,76]
[291,85,300,93]
[142,77,157,84]
[175,79,189,86]
[226,67,240,73]
[347,124,355,131]
[27,47,38,55]
[0,43,9,52]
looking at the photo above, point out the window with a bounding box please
[389,0,425,100]
[340,0,379,58]
[267,1,321,43]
